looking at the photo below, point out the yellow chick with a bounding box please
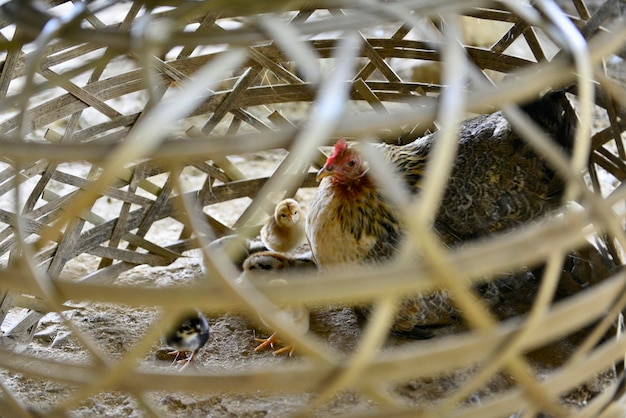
[260,198,306,253]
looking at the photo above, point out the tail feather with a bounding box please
[519,90,579,203]
[519,90,577,153]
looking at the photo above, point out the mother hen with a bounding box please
[306,91,576,336]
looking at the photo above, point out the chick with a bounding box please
[260,198,306,253]
[254,278,310,356]
[205,234,267,271]
[240,251,316,356]
[163,310,210,371]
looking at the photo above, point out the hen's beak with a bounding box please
[316,165,333,182]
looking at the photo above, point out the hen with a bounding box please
[306,91,576,335]
[260,198,306,253]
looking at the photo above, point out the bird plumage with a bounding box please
[240,251,315,356]
[260,198,306,253]
[163,310,210,370]
[306,91,576,334]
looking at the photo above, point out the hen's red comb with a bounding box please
[325,138,348,166]
[332,138,348,155]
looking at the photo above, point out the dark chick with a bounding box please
[240,251,316,356]
[306,91,576,336]
[164,310,210,370]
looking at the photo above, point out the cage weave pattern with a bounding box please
[0,0,626,416]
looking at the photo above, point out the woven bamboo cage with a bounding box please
[0,0,625,416]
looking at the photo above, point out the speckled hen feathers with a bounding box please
[380,109,569,244]
[307,179,401,264]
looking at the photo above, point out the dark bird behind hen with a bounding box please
[306,91,576,335]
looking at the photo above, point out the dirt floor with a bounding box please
[1,4,626,417]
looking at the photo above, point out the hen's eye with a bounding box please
[348,160,356,167]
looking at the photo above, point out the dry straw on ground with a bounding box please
[0,0,625,417]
